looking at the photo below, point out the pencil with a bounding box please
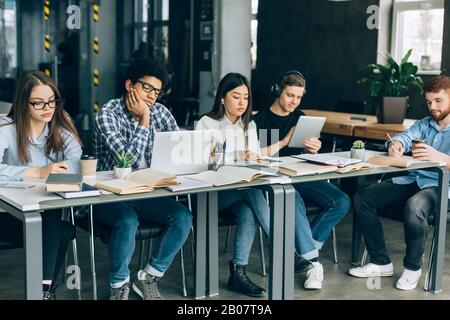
[386,133,395,145]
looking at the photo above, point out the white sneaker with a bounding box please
[348,263,394,278]
[304,262,323,290]
[396,269,422,291]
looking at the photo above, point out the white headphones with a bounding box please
[221,98,225,104]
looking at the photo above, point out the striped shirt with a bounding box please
[93,98,179,171]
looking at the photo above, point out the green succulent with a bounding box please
[114,152,135,168]
[352,140,365,149]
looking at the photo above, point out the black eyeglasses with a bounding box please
[137,80,164,97]
[29,99,61,110]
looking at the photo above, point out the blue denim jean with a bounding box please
[252,187,319,260]
[254,180,350,260]
[219,188,270,265]
[295,181,351,258]
[94,197,192,287]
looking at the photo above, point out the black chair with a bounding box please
[74,205,188,300]
[0,213,22,250]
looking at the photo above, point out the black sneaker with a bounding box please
[295,255,314,274]
[132,274,163,300]
[109,282,131,300]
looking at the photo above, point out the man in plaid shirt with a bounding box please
[93,58,192,300]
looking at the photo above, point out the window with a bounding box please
[0,0,17,77]
[251,0,258,69]
[134,0,169,63]
[392,0,444,74]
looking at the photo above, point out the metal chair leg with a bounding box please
[70,207,82,300]
[88,205,98,300]
[361,247,368,266]
[332,227,338,264]
[138,240,146,270]
[257,226,267,277]
[424,230,436,291]
[180,244,188,297]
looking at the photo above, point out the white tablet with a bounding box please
[288,116,326,148]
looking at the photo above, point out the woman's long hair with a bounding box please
[6,70,81,163]
[206,73,253,131]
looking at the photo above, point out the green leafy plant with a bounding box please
[357,49,423,97]
[114,152,135,168]
[352,140,365,149]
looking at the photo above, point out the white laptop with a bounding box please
[151,130,211,175]
[288,116,326,148]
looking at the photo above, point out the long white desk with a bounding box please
[0,173,289,300]
[0,156,447,299]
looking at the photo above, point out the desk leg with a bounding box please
[207,191,219,297]
[263,185,285,300]
[282,185,295,300]
[430,167,448,293]
[194,192,207,299]
[23,212,43,300]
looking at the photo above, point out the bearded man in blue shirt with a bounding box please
[349,76,450,291]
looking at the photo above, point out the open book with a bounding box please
[367,155,415,168]
[185,165,278,187]
[95,169,177,195]
[276,162,338,177]
[293,154,362,167]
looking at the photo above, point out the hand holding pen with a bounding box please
[386,133,404,158]
[42,154,69,177]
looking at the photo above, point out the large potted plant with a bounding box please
[357,49,423,124]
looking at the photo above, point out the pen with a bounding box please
[0,182,35,190]
[386,133,395,146]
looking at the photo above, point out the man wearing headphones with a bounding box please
[253,71,351,290]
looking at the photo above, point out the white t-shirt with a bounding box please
[195,115,260,159]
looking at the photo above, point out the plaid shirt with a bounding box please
[94,98,179,171]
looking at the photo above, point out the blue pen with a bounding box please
[223,140,227,155]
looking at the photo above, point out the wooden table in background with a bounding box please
[302,109,417,141]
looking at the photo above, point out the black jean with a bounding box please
[0,210,74,288]
[353,181,443,271]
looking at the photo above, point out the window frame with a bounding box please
[391,0,444,74]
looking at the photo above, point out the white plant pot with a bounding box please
[114,166,132,179]
[350,148,365,161]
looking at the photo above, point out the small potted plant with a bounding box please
[351,140,365,161]
[113,152,135,179]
